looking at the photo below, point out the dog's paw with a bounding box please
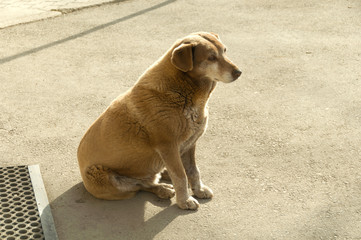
[177,196,200,210]
[155,184,175,199]
[193,185,213,199]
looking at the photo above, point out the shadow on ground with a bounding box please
[51,183,194,239]
[0,0,176,65]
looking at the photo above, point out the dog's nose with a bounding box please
[232,69,242,80]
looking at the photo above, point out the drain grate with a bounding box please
[0,165,57,240]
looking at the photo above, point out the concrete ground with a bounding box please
[0,0,117,29]
[1,0,361,239]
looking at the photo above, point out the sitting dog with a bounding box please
[77,32,242,210]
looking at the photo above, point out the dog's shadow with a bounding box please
[51,182,196,239]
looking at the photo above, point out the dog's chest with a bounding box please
[183,105,207,127]
[180,105,208,152]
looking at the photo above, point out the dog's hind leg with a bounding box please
[131,172,174,199]
[84,165,175,200]
[84,165,141,200]
[160,168,172,181]
[140,182,175,199]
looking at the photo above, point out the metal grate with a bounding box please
[0,166,44,240]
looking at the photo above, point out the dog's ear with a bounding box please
[171,43,193,72]
[210,32,219,39]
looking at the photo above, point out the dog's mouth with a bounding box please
[216,73,241,83]
[202,70,241,83]
[213,77,234,83]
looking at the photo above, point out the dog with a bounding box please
[77,32,242,210]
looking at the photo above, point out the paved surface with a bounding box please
[1,0,361,239]
[0,0,117,29]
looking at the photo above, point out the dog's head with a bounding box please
[171,32,242,83]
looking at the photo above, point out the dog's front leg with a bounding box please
[157,145,199,210]
[182,145,214,199]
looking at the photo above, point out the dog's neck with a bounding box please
[135,50,217,111]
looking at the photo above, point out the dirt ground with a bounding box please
[1,0,361,239]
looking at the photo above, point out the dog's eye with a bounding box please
[208,55,217,61]
[224,48,227,53]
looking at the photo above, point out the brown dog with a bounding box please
[77,32,241,210]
